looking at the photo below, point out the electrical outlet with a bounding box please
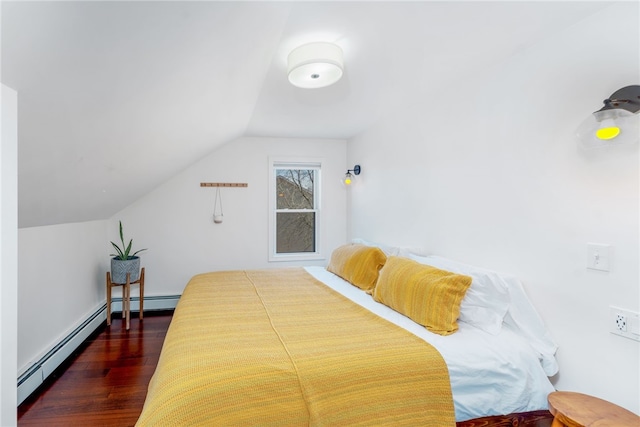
[615,313,627,332]
[610,306,640,341]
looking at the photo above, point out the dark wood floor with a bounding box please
[18,310,552,427]
[18,312,173,427]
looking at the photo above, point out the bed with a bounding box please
[136,244,558,426]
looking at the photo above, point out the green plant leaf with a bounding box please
[119,221,124,247]
[124,239,133,259]
[110,242,124,260]
[110,221,145,260]
[132,248,148,257]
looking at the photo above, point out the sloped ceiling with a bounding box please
[1,1,609,228]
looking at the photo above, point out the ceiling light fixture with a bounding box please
[287,42,344,89]
[576,85,640,149]
[343,165,361,186]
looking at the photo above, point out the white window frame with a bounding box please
[268,157,323,262]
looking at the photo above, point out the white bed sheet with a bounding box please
[305,266,555,422]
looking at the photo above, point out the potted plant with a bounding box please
[110,221,147,283]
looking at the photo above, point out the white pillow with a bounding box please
[408,254,558,375]
[351,238,400,257]
[405,254,510,335]
[500,274,559,376]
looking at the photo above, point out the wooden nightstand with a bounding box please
[548,391,639,427]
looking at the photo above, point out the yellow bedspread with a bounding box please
[136,268,455,426]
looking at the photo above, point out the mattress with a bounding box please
[305,265,556,421]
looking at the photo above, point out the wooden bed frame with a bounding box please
[456,410,553,427]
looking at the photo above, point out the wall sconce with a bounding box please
[343,165,361,186]
[576,85,640,148]
[287,42,344,89]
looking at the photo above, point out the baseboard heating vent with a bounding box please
[17,306,106,404]
[17,295,180,405]
[110,294,180,313]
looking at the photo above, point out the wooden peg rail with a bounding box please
[200,182,248,188]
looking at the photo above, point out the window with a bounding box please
[269,159,321,261]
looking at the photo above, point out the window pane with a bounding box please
[276,169,314,209]
[276,212,315,253]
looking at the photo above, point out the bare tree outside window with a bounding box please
[275,169,316,253]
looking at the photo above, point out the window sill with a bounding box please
[269,253,325,263]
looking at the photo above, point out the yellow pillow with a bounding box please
[327,244,387,290]
[372,256,472,335]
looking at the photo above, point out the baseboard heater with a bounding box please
[17,295,180,405]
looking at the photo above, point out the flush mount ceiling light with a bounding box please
[576,85,640,149]
[343,165,361,186]
[287,42,344,89]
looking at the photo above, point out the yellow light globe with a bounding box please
[596,126,620,140]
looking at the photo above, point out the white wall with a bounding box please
[14,135,346,403]
[1,84,18,426]
[348,2,639,413]
[113,136,347,296]
[18,220,109,375]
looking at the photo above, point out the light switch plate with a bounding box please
[587,243,611,272]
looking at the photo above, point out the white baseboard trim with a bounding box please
[17,295,180,405]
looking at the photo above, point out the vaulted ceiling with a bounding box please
[1,1,610,228]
